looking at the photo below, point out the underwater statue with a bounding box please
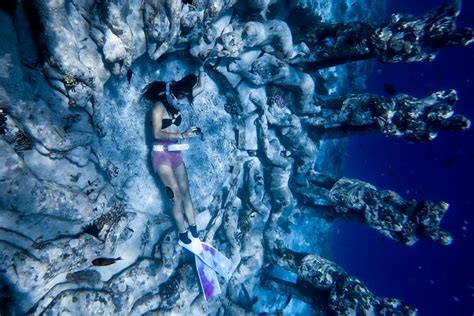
[198,18,309,60]
[292,0,474,69]
[296,171,453,246]
[305,89,470,142]
[266,247,417,315]
[256,114,293,211]
[229,53,316,113]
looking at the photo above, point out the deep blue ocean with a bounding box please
[329,0,474,314]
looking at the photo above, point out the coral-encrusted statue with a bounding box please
[293,0,473,69]
[297,171,453,246]
[304,90,470,142]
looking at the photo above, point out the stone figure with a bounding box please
[143,0,188,60]
[144,0,239,60]
[201,19,308,60]
[256,114,293,211]
[228,159,270,308]
[91,1,135,76]
[297,171,453,246]
[229,53,317,113]
[305,89,470,142]
[249,92,316,186]
[267,247,417,315]
[293,0,473,69]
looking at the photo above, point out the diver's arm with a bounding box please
[152,103,184,140]
[192,67,206,97]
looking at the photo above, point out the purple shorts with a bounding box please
[151,140,184,171]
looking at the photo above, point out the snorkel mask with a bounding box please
[166,82,176,106]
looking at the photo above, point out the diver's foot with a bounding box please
[189,224,199,240]
[179,231,192,244]
[179,231,203,254]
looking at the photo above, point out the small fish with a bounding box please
[92,257,122,266]
[383,83,397,95]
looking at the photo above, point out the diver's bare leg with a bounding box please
[174,162,196,227]
[156,164,186,233]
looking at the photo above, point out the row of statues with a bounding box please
[193,1,471,314]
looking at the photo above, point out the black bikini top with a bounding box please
[162,112,182,129]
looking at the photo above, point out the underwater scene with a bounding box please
[0,0,472,315]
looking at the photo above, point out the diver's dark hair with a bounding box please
[173,74,197,98]
[142,74,198,114]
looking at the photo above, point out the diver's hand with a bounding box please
[182,126,200,138]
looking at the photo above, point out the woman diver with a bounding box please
[143,67,205,248]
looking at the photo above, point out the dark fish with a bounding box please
[383,83,397,95]
[126,69,133,84]
[92,257,122,266]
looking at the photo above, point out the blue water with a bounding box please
[329,1,474,314]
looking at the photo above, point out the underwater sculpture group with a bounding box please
[0,0,472,314]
